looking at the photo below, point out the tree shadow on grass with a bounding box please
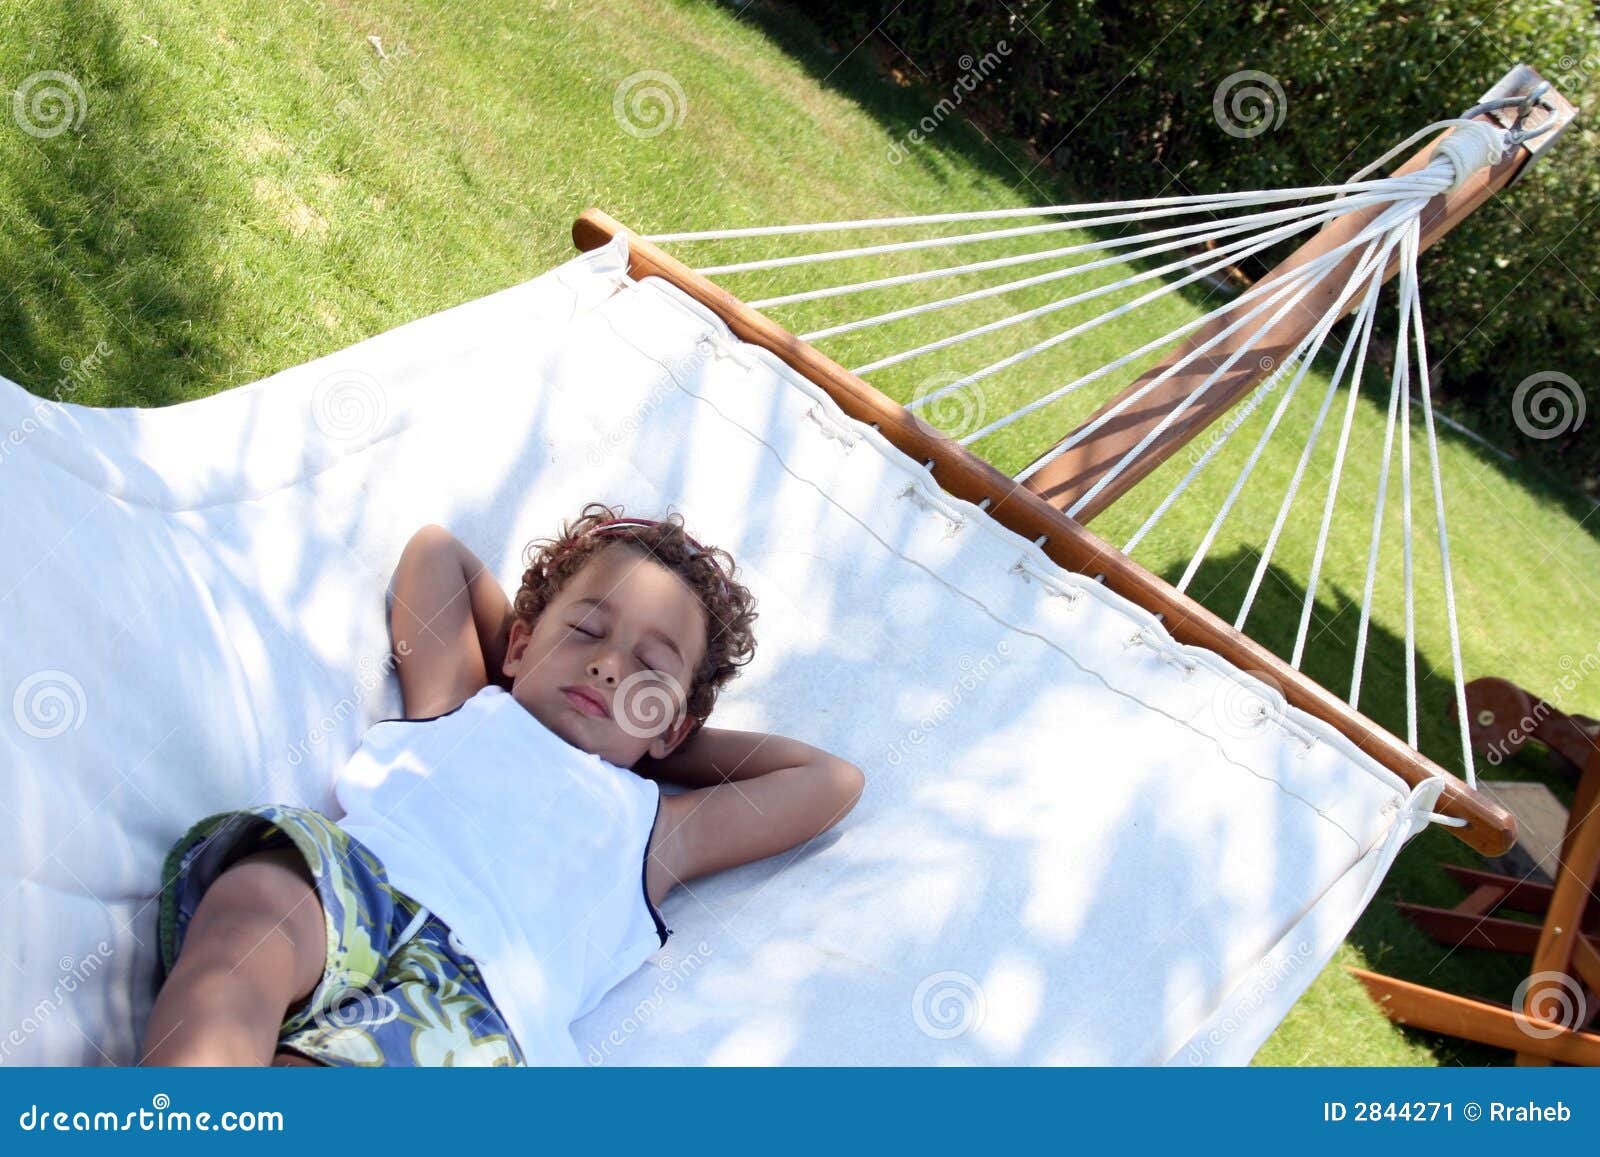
[1435,412,1600,551]
[0,0,223,408]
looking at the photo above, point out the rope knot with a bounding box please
[1435,120,1509,193]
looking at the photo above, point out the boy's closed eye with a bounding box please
[568,622,673,675]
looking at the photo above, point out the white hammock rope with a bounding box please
[750,197,1361,312]
[1350,307,1407,715]
[1118,211,1396,559]
[791,197,1362,342]
[849,188,1420,378]
[1407,220,1480,790]
[1227,232,1402,634]
[1289,241,1390,671]
[1164,227,1397,596]
[1067,213,1401,522]
[645,121,1505,804]
[1400,241,1419,755]
[1022,194,1433,500]
[902,196,1412,447]
[688,191,1419,279]
[644,175,1447,241]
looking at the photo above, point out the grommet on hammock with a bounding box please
[896,477,966,537]
[1010,558,1086,606]
[1129,616,1202,679]
[803,403,861,448]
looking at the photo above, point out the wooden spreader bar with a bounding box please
[1020,63,1577,523]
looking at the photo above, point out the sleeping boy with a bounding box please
[141,502,864,1065]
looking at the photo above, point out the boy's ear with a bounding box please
[648,712,698,762]
[502,617,531,677]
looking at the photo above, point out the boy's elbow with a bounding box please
[828,759,866,821]
[408,523,455,549]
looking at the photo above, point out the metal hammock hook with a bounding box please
[1460,83,1556,155]
[1507,80,1555,148]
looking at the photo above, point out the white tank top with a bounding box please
[333,684,672,1064]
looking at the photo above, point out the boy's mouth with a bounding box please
[561,686,611,719]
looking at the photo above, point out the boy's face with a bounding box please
[502,542,709,768]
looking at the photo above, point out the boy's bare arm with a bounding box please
[634,725,832,789]
[389,525,515,718]
[652,751,866,887]
[634,721,865,892]
[454,534,517,687]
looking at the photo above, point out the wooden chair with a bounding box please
[1463,675,1599,784]
[1350,681,1600,1063]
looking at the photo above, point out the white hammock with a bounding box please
[0,94,1558,1067]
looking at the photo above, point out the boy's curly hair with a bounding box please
[510,501,757,737]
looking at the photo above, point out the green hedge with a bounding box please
[809,1,1599,493]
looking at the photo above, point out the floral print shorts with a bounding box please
[156,803,525,1067]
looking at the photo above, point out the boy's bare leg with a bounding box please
[141,847,328,1066]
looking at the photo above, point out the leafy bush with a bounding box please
[810,1,1599,493]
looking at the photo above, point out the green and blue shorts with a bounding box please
[156,803,525,1067]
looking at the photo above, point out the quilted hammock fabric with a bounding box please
[0,232,1446,1066]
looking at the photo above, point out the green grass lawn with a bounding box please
[4,0,1597,1065]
